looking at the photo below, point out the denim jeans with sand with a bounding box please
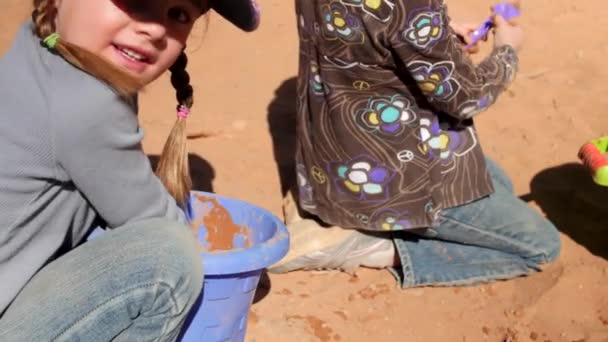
[392,159,561,287]
[0,218,204,341]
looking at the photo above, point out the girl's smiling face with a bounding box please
[53,0,204,84]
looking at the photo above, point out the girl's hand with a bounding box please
[451,22,483,54]
[493,15,524,51]
[491,0,523,51]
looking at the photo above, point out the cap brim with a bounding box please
[211,0,260,32]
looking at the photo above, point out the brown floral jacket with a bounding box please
[294,0,519,230]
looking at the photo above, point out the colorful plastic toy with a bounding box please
[468,2,521,48]
[578,136,608,187]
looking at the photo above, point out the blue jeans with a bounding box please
[393,158,561,287]
[0,218,204,341]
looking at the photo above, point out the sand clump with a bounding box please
[190,194,251,252]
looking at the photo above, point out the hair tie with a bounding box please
[43,33,60,49]
[177,105,190,119]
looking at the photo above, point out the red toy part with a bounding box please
[578,143,608,171]
[578,136,608,187]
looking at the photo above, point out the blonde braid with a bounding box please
[156,52,194,207]
[32,0,55,38]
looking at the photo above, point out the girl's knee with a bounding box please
[527,217,561,265]
[485,157,514,193]
[133,219,204,301]
[543,223,561,263]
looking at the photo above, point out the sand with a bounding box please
[2,1,607,341]
[190,194,251,251]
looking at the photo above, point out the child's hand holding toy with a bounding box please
[493,9,524,51]
[455,0,524,53]
[452,22,483,54]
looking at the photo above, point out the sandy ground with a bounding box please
[2,1,607,341]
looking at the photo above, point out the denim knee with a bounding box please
[139,219,204,306]
[485,157,514,193]
[524,215,562,265]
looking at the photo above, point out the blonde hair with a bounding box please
[155,53,194,206]
[33,0,197,207]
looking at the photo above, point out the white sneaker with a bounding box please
[268,218,395,274]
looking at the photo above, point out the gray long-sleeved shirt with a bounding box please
[0,22,185,314]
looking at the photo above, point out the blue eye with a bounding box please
[168,7,192,24]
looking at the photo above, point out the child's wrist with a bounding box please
[494,43,517,53]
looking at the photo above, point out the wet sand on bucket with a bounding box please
[190,194,251,252]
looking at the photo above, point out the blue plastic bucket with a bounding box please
[87,191,289,342]
[179,191,289,341]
